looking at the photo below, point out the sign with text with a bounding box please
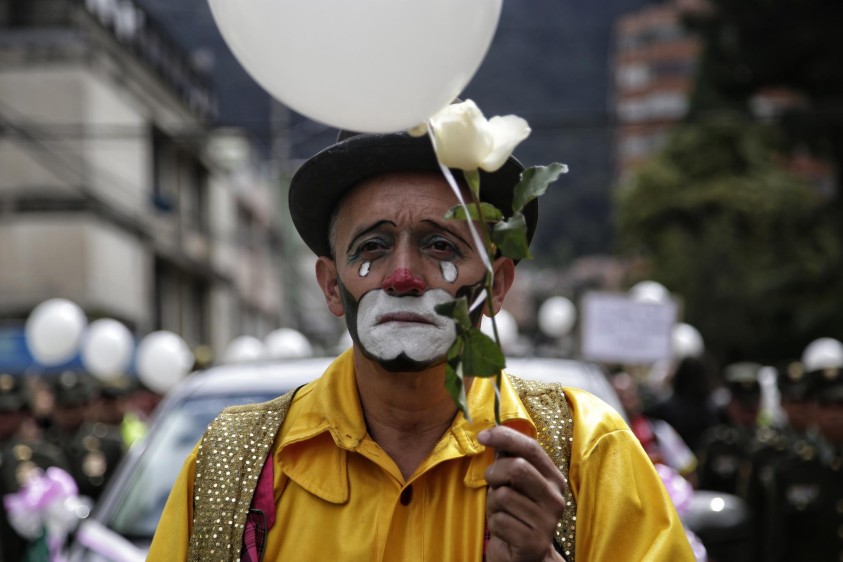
[580,292,677,364]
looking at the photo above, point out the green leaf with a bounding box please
[463,169,481,198]
[512,163,568,213]
[462,328,506,377]
[434,297,472,331]
[444,202,504,223]
[491,212,531,260]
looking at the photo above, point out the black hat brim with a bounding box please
[289,132,536,259]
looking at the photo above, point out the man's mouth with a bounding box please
[377,312,433,325]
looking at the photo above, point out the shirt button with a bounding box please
[400,485,414,506]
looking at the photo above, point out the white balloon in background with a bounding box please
[135,331,193,394]
[265,328,313,360]
[80,319,134,381]
[337,330,354,352]
[223,335,266,363]
[801,337,843,372]
[207,0,503,132]
[629,280,671,304]
[25,299,87,366]
[672,323,704,359]
[538,296,577,338]
[481,310,518,351]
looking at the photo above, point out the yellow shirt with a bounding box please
[149,350,694,561]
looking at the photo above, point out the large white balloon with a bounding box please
[25,299,87,366]
[801,337,843,372]
[207,0,503,132]
[629,280,671,304]
[80,319,134,381]
[538,296,577,338]
[265,328,313,360]
[222,335,266,363]
[671,323,704,359]
[135,331,193,394]
[481,310,518,351]
[336,331,354,353]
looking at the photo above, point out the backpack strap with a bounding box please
[508,374,577,562]
[188,391,295,562]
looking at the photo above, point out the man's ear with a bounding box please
[316,257,345,318]
[485,256,516,316]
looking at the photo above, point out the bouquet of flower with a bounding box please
[3,467,93,562]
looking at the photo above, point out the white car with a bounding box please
[65,356,628,561]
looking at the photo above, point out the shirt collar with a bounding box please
[277,349,536,502]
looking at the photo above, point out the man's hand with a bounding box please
[478,426,568,562]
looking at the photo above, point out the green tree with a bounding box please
[684,0,843,172]
[616,115,841,367]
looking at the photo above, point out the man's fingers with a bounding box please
[479,425,566,486]
[486,481,550,530]
[486,488,563,562]
[485,455,564,507]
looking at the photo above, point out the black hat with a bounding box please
[809,365,843,403]
[99,375,134,399]
[51,371,98,408]
[0,373,28,412]
[777,361,812,401]
[288,130,535,259]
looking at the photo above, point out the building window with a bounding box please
[151,128,209,235]
[617,64,651,91]
[153,258,209,348]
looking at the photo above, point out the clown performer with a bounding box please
[150,101,694,561]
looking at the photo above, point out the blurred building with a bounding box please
[612,0,701,182]
[611,0,834,191]
[0,0,285,369]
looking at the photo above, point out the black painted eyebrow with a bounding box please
[345,220,395,256]
[421,219,472,251]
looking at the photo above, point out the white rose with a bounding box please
[421,100,531,172]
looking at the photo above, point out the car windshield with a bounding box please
[108,393,277,538]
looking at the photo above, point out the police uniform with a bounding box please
[765,362,843,561]
[0,373,70,562]
[697,362,763,495]
[744,361,820,561]
[45,371,125,501]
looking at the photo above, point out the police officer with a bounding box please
[45,371,124,501]
[744,361,819,561]
[765,339,843,561]
[0,373,69,562]
[697,362,763,495]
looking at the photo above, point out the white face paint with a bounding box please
[359,261,371,277]
[357,289,456,364]
[440,261,457,284]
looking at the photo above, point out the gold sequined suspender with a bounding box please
[508,375,578,562]
[186,380,576,561]
[187,391,294,562]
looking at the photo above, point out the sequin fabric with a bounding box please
[187,377,576,561]
[508,375,577,562]
[187,391,294,562]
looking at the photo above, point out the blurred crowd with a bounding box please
[612,338,843,562]
[0,370,161,560]
[4,337,842,561]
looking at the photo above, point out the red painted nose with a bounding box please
[382,268,426,295]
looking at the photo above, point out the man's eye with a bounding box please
[357,239,388,256]
[426,238,459,258]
